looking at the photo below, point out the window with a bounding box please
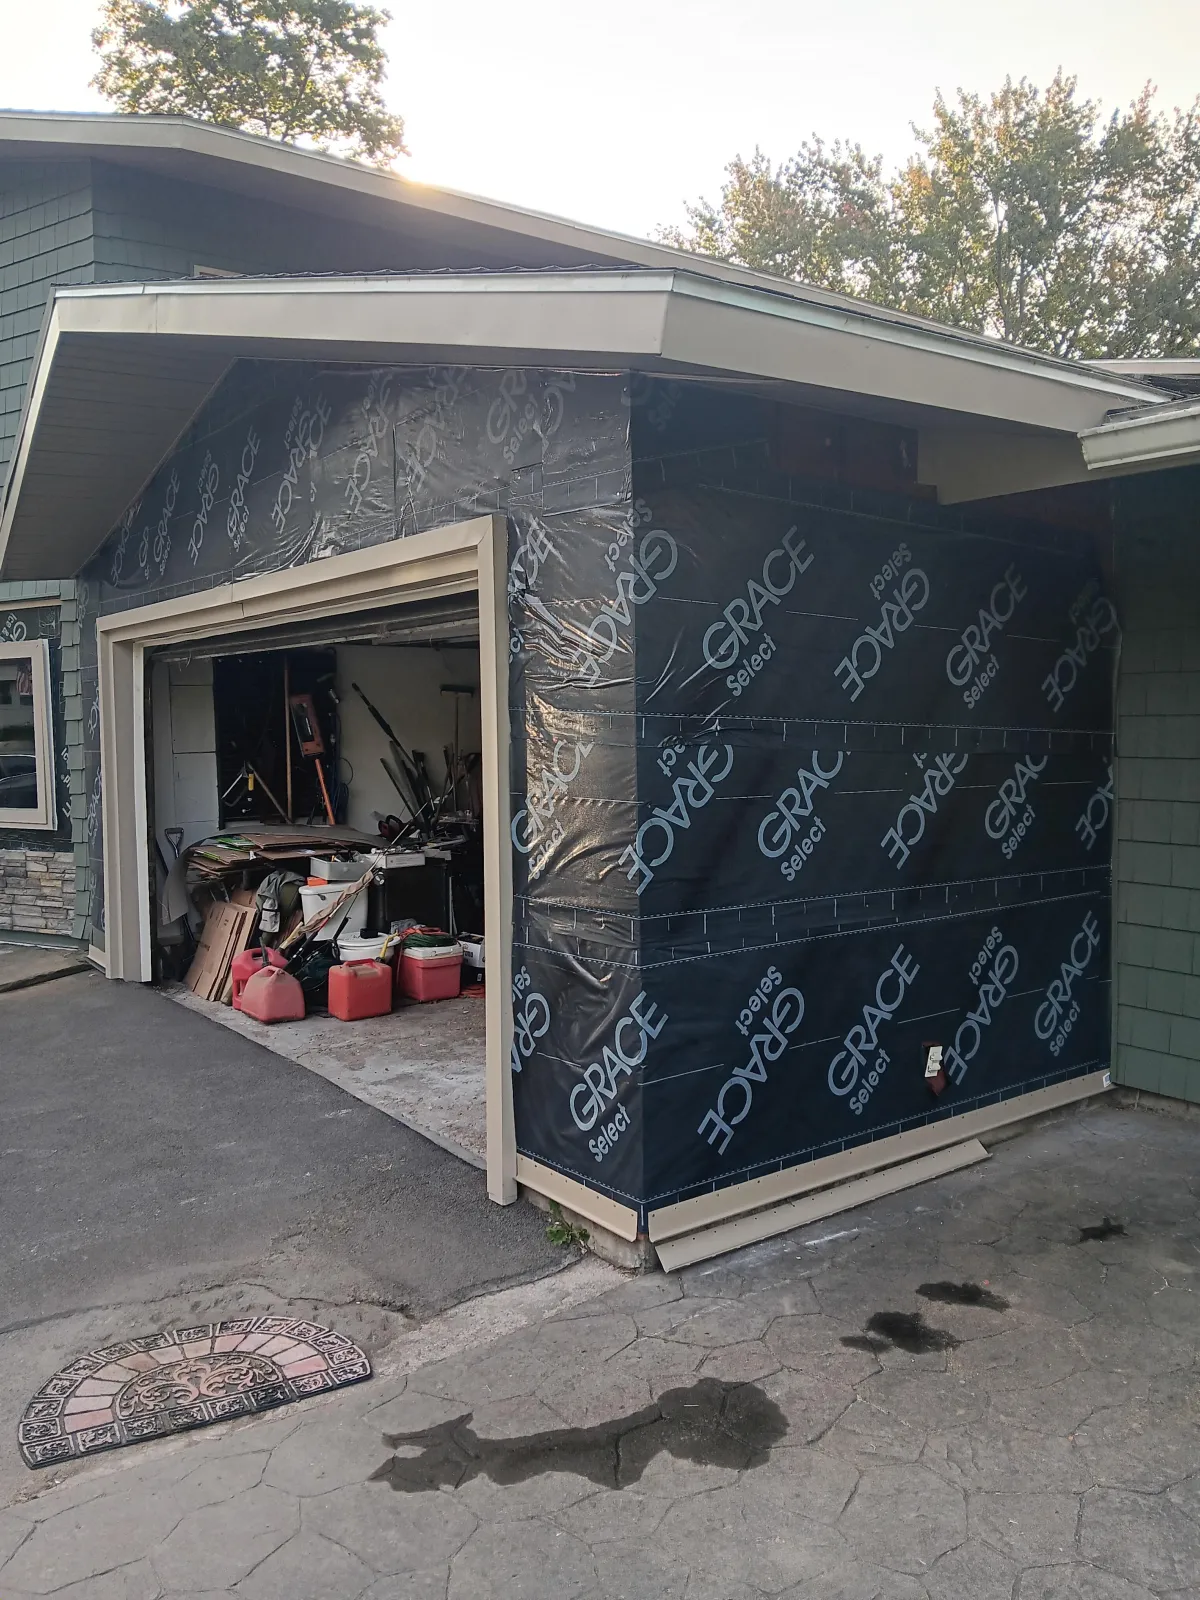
[0,638,57,829]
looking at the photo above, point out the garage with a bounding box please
[0,268,1163,1263]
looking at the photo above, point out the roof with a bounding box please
[0,266,1169,580]
[2,109,1180,372]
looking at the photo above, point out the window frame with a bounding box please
[0,636,57,829]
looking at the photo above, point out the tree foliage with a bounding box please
[92,0,406,166]
[662,74,1200,359]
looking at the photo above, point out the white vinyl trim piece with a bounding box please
[515,1155,642,1242]
[0,637,57,828]
[649,1068,1112,1243]
[655,1139,991,1272]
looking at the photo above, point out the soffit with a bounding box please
[0,270,1169,580]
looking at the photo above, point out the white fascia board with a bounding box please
[1079,400,1200,471]
[51,270,676,351]
[661,275,1155,428]
[54,268,1157,415]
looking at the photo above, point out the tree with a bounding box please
[662,74,1200,359]
[92,1,406,167]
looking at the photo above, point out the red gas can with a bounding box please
[232,946,288,1011]
[240,965,306,1023]
[328,959,393,1021]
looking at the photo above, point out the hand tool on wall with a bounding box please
[282,656,294,823]
[221,760,291,824]
[289,691,336,826]
[350,680,433,815]
[440,683,475,812]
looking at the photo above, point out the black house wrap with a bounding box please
[80,366,1115,1219]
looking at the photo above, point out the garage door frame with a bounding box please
[96,514,520,1202]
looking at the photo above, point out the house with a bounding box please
[2,110,1198,1261]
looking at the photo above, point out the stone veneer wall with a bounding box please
[0,847,75,937]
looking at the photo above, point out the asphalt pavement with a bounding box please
[0,971,564,1507]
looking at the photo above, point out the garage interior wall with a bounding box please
[150,657,219,862]
[1112,465,1200,1105]
[336,645,481,833]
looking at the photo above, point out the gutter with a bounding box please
[1080,399,1200,472]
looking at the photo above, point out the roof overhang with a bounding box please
[1080,397,1200,474]
[0,268,1166,580]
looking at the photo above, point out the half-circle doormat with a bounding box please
[18,1318,372,1468]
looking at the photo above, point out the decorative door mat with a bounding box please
[18,1317,371,1468]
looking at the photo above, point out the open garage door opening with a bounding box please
[148,589,490,1169]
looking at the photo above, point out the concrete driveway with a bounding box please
[2,1098,1197,1598]
[0,971,564,1509]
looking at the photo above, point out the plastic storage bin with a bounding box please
[309,855,368,882]
[232,946,288,1011]
[329,959,393,1021]
[397,942,463,1003]
[240,966,305,1023]
[298,881,368,942]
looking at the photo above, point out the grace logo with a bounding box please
[835,568,930,702]
[881,752,968,869]
[110,506,138,587]
[702,527,813,698]
[757,750,845,882]
[603,497,653,575]
[1035,910,1101,1056]
[345,372,394,517]
[87,768,102,845]
[510,966,550,1076]
[985,753,1047,861]
[828,944,921,1114]
[945,564,1027,706]
[569,993,667,1165]
[510,736,595,880]
[1043,586,1118,714]
[186,458,216,567]
[272,392,332,535]
[699,972,805,1156]
[527,530,677,687]
[402,367,467,497]
[487,370,575,467]
[226,426,262,550]
[620,742,733,895]
[627,373,682,434]
[1075,765,1114,852]
[943,928,1020,1087]
[0,613,27,643]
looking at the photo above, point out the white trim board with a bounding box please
[655,1139,991,1272]
[649,1068,1112,1244]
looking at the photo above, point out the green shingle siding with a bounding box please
[1112,471,1200,1106]
[0,160,95,483]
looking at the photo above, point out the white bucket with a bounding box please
[299,882,368,942]
[337,930,391,962]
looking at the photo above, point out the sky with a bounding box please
[0,0,1197,240]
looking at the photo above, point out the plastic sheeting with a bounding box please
[78,365,1114,1222]
[509,383,1114,1214]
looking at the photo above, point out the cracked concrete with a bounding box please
[1,1100,1197,1597]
